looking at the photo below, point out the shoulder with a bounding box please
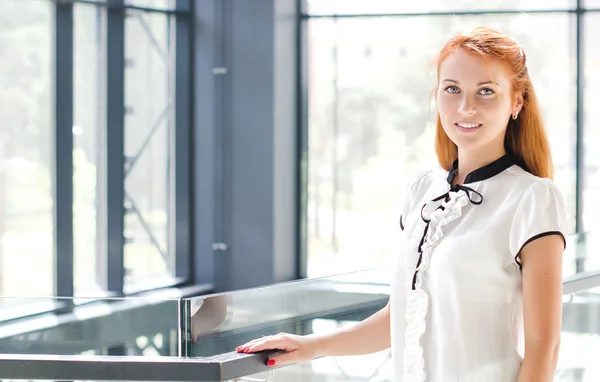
[503,165,564,199]
[406,169,441,196]
[506,166,569,256]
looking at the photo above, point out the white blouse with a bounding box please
[389,154,569,382]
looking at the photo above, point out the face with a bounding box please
[436,48,523,155]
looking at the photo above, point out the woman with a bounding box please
[236,26,568,382]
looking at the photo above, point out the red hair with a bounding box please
[433,26,553,179]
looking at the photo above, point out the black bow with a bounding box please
[411,185,483,290]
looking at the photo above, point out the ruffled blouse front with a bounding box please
[390,155,568,382]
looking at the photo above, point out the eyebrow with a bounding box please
[441,79,498,86]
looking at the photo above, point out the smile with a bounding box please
[455,122,482,132]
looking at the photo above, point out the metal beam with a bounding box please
[192,0,219,287]
[103,0,126,295]
[54,0,75,299]
[173,0,193,280]
[296,0,309,279]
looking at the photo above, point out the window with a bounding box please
[583,13,600,232]
[306,0,576,16]
[0,0,191,312]
[124,10,176,288]
[0,0,53,301]
[125,0,175,10]
[305,14,576,277]
[73,3,106,297]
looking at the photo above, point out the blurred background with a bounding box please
[1,0,597,299]
[1,0,600,380]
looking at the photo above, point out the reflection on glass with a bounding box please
[125,0,174,10]
[306,0,576,15]
[556,287,600,380]
[306,14,576,278]
[0,296,180,357]
[0,0,53,302]
[124,10,175,288]
[564,232,600,277]
[583,14,600,232]
[186,268,389,356]
[73,4,106,297]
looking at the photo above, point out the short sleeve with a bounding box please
[399,171,431,231]
[509,178,569,267]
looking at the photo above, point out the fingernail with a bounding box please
[267,359,275,366]
[244,349,249,353]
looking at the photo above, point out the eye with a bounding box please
[479,87,495,95]
[444,85,459,94]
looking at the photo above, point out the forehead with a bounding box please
[438,48,511,84]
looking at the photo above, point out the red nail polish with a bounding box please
[267,359,275,366]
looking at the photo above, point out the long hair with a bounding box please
[433,26,553,179]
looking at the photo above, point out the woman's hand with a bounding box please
[236,333,321,367]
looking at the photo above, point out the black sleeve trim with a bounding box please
[514,231,566,270]
[400,215,404,231]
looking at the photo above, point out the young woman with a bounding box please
[236,26,568,382]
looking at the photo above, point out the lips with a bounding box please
[455,122,482,131]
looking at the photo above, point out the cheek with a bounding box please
[436,94,458,115]
[478,99,505,113]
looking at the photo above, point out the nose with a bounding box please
[458,94,476,115]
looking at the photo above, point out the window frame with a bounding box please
[0,0,195,322]
[298,0,596,275]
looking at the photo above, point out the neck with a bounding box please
[453,145,507,185]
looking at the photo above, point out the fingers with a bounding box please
[266,350,301,367]
[235,337,264,352]
[236,334,296,354]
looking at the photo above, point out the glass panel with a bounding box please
[556,287,600,380]
[585,1,600,7]
[306,0,576,15]
[73,4,106,297]
[564,232,600,277]
[242,286,600,381]
[583,14,600,232]
[0,0,53,302]
[306,14,576,278]
[125,0,175,10]
[185,269,389,356]
[0,297,181,357]
[124,10,175,290]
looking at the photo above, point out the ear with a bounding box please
[513,91,524,115]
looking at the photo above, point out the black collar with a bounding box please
[447,154,515,185]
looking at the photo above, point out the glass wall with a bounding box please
[0,0,191,311]
[73,3,106,296]
[583,13,600,232]
[304,3,593,277]
[0,0,53,300]
[124,8,175,289]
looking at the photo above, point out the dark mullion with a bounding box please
[68,0,183,15]
[575,0,584,237]
[173,0,193,280]
[296,0,309,279]
[54,0,75,300]
[104,0,126,295]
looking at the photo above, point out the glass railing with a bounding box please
[0,231,599,381]
[0,296,182,356]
